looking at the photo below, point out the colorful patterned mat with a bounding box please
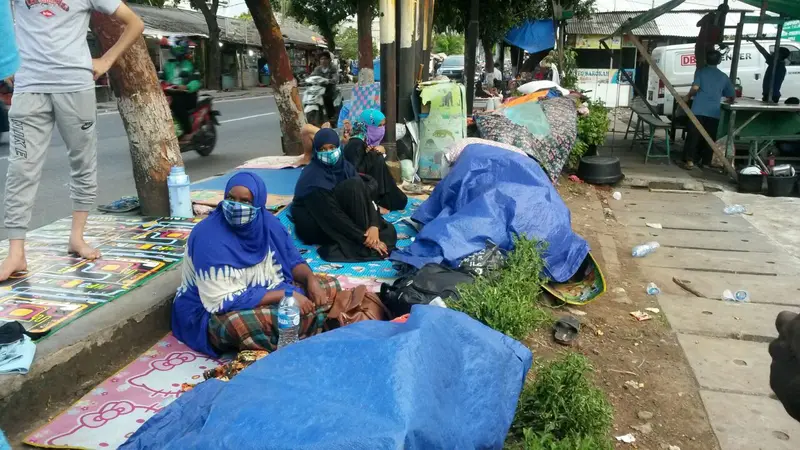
[24,333,222,450]
[190,168,302,196]
[275,199,421,283]
[0,216,198,334]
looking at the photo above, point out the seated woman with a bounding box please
[292,128,397,262]
[344,109,408,211]
[172,172,335,357]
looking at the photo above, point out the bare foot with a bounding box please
[0,252,28,282]
[68,238,101,260]
[379,206,390,215]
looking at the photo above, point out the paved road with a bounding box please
[0,89,350,240]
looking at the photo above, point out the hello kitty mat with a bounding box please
[24,333,223,450]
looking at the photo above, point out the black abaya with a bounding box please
[291,177,397,262]
[343,138,408,211]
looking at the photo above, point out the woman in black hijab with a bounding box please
[292,128,397,262]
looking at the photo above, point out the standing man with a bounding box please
[682,50,735,170]
[0,0,144,281]
[747,38,791,103]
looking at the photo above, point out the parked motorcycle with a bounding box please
[161,81,220,156]
[302,75,342,127]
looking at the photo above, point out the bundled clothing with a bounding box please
[171,172,331,357]
[0,321,37,374]
[292,128,397,262]
[343,109,408,211]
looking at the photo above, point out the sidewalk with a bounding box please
[606,130,800,449]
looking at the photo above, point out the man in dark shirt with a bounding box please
[748,37,790,103]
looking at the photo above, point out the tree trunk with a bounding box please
[246,0,306,155]
[356,0,374,84]
[206,24,222,90]
[482,40,494,85]
[90,10,183,217]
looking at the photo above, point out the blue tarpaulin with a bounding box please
[121,306,532,450]
[390,144,589,282]
[504,19,556,55]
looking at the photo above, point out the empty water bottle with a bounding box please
[277,288,301,348]
[632,241,660,258]
[723,204,746,215]
[646,282,661,295]
[722,289,750,303]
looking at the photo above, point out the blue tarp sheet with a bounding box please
[390,144,589,282]
[504,19,556,55]
[121,306,532,450]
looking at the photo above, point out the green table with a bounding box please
[718,98,800,165]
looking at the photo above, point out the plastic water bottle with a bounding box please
[722,289,750,303]
[632,241,660,258]
[167,166,193,218]
[723,204,746,215]
[646,282,660,295]
[277,288,301,348]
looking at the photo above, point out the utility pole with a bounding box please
[464,0,479,114]
[380,0,397,142]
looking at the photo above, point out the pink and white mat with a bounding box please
[24,333,223,450]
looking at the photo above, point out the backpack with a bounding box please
[380,264,475,318]
[326,285,391,329]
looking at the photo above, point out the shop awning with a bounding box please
[504,20,556,54]
[739,0,800,19]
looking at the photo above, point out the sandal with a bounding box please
[553,316,581,346]
[679,161,694,170]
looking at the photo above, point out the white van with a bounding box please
[646,42,800,116]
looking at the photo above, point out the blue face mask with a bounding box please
[221,200,259,226]
[317,147,342,166]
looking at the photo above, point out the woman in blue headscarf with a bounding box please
[343,109,407,211]
[172,171,336,356]
[292,128,397,262]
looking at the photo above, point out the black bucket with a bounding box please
[767,175,798,197]
[737,174,764,194]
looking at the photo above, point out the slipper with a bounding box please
[553,315,581,346]
[678,161,694,171]
[97,196,140,213]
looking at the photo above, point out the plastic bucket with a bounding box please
[737,174,764,194]
[766,175,797,197]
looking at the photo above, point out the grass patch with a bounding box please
[452,236,551,340]
[508,353,614,448]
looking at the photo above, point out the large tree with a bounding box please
[354,0,376,84]
[338,26,378,61]
[288,0,349,51]
[90,10,183,216]
[188,0,222,90]
[246,0,306,155]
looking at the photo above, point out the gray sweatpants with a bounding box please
[4,90,98,240]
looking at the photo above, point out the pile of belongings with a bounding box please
[0,321,39,375]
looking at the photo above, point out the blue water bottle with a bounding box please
[167,166,193,217]
[277,288,301,348]
[0,0,20,80]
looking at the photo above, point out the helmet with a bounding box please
[170,38,190,58]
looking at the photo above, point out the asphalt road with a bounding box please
[0,89,349,240]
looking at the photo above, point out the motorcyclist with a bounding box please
[311,51,339,120]
[161,38,201,142]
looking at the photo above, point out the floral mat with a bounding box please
[24,333,223,450]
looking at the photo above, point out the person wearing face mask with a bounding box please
[292,128,397,262]
[171,172,336,356]
[343,109,408,212]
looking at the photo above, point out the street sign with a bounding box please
[783,20,800,43]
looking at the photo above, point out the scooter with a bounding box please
[161,82,221,156]
[302,75,342,127]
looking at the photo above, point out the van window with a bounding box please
[769,45,800,66]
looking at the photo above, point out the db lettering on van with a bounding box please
[681,55,696,66]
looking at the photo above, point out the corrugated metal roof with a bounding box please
[566,10,778,37]
[130,4,326,47]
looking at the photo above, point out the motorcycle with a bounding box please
[302,75,342,127]
[161,81,220,156]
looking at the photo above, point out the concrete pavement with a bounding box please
[608,186,800,450]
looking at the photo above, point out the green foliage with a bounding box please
[452,236,551,340]
[337,27,379,61]
[236,11,252,20]
[570,100,609,168]
[510,353,614,441]
[433,32,465,55]
[509,429,614,450]
[288,0,351,51]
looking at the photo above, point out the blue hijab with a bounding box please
[294,128,357,200]
[173,172,305,356]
